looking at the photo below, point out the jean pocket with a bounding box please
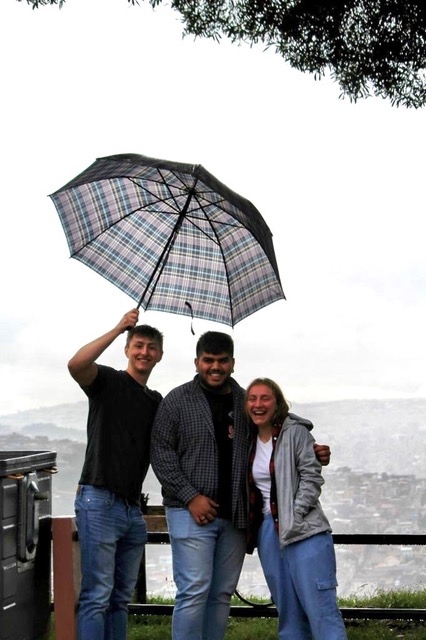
[75,486,114,511]
[166,507,191,539]
[317,578,338,590]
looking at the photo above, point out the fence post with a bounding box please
[52,516,80,640]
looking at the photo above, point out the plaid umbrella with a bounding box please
[49,153,285,327]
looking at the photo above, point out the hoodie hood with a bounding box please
[284,412,314,432]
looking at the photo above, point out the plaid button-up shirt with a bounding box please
[150,375,250,529]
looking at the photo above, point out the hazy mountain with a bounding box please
[3,397,425,474]
[1,397,425,517]
[0,401,88,436]
[2,398,425,597]
[289,397,426,479]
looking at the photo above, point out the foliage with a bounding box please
[20,0,426,108]
[49,616,426,640]
[340,586,426,609]
[20,0,65,7]
[126,589,426,639]
[47,590,426,639]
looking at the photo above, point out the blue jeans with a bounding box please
[166,507,246,640]
[258,514,347,640]
[75,485,147,640]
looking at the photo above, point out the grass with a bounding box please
[48,589,426,639]
[126,589,426,639]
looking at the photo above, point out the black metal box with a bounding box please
[0,450,57,640]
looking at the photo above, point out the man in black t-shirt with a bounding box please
[69,309,163,640]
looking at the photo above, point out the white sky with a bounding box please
[1,0,425,416]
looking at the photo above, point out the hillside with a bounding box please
[1,397,425,516]
[1,397,425,475]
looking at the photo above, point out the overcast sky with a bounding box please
[1,0,425,416]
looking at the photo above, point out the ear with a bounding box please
[194,357,199,371]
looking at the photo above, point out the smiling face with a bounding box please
[246,383,278,430]
[195,351,235,392]
[125,334,163,382]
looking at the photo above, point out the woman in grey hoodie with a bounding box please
[246,377,346,640]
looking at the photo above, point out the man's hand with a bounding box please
[314,443,331,466]
[118,308,139,333]
[188,495,219,526]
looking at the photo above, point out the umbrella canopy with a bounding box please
[49,153,285,327]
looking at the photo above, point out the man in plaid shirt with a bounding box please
[151,331,329,640]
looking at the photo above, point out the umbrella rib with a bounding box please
[129,168,198,215]
[67,174,183,256]
[127,177,182,215]
[136,179,198,310]
[156,167,197,214]
[192,190,236,327]
[185,215,243,239]
[184,188,276,264]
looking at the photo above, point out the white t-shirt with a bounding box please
[252,436,273,515]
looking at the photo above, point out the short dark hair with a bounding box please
[196,331,234,357]
[126,325,164,350]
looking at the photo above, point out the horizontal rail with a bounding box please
[52,514,426,635]
[146,531,426,545]
[332,534,426,545]
[128,603,426,621]
[139,531,426,621]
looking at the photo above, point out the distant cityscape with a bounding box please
[1,397,426,598]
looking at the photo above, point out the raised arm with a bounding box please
[68,309,139,386]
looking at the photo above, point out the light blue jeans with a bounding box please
[258,514,347,640]
[75,485,147,640]
[166,507,246,640]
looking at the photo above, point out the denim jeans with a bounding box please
[166,507,246,640]
[75,485,147,640]
[258,514,347,640]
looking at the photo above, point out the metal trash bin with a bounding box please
[0,450,57,640]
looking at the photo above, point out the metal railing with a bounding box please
[132,529,426,621]
[50,513,426,640]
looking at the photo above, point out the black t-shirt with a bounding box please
[203,389,234,520]
[79,364,162,504]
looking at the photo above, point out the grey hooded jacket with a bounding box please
[275,413,332,547]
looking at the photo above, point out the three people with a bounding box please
[69,313,341,638]
[246,377,347,639]
[68,309,163,640]
[151,331,331,640]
